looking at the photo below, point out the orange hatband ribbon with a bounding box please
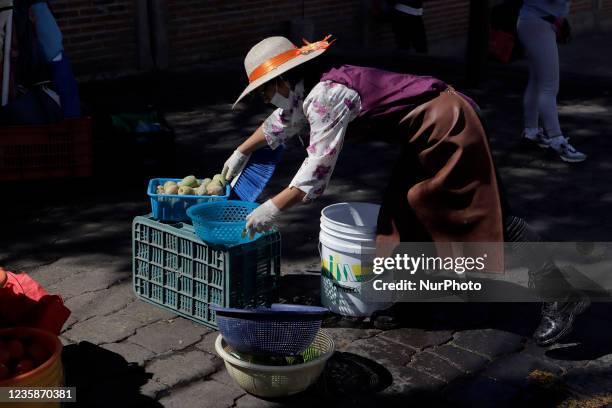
[248,35,335,83]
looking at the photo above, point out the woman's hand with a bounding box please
[221,149,250,181]
[222,125,270,180]
[244,187,306,237]
[245,199,280,235]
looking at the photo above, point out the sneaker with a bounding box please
[548,136,587,163]
[522,128,550,148]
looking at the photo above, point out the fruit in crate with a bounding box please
[155,174,226,196]
[0,363,9,380]
[163,180,178,191]
[28,343,48,364]
[178,186,195,195]
[7,339,24,360]
[179,175,199,188]
[206,182,224,196]
[15,359,34,375]
[212,174,227,187]
[165,184,179,195]
[0,349,10,365]
[0,334,51,381]
[194,183,208,196]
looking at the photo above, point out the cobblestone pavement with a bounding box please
[2,35,612,407]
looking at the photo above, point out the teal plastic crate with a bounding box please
[132,215,281,329]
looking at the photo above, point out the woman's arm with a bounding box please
[246,82,361,235]
[237,125,269,155]
[287,82,360,202]
[272,187,306,210]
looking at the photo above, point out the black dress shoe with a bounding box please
[371,307,400,331]
[372,314,399,331]
[337,315,367,328]
[534,295,591,346]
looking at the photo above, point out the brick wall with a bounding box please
[166,0,283,65]
[367,0,470,55]
[569,0,611,34]
[600,0,612,18]
[571,0,593,12]
[51,0,137,75]
[420,0,470,43]
[166,0,361,67]
[46,0,612,76]
[303,0,362,42]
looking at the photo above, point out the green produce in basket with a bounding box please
[229,346,321,366]
[163,180,178,191]
[161,174,225,196]
[179,175,199,188]
[251,355,291,366]
[297,346,321,364]
[165,184,179,195]
[212,174,226,187]
[206,182,224,196]
[178,186,195,195]
[194,183,208,196]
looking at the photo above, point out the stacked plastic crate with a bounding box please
[132,180,281,330]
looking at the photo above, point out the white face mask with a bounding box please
[270,81,293,110]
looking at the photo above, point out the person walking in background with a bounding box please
[517,0,586,162]
[391,1,427,53]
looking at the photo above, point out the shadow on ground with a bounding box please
[283,270,612,360]
[63,341,162,408]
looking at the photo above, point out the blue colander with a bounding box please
[187,200,262,246]
[213,304,328,356]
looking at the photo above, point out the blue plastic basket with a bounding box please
[148,178,230,222]
[187,200,263,246]
[213,304,328,356]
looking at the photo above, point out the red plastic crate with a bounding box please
[0,118,93,181]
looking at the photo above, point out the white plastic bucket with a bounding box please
[320,223,375,245]
[319,216,376,237]
[319,231,375,287]
[321,275,389,317]
[321,202,379,234]
[319,202,391,317]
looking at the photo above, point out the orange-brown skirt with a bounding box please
[376,88,504,249]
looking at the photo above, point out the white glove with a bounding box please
[222,149,250,181]
[245,199,280,235]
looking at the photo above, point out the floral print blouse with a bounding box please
[262,80,362,202]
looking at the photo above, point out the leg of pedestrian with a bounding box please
[517,17,586,162]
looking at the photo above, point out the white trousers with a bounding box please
[517,17,562,137]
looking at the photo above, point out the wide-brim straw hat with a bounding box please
[233,35,334,109]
